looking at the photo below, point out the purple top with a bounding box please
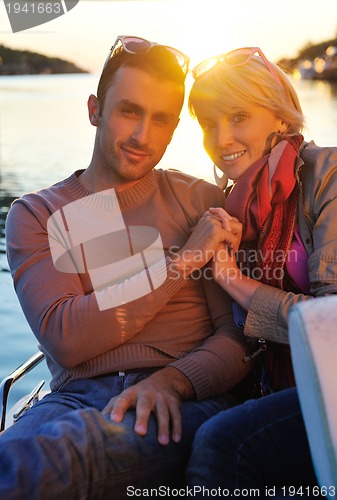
[286,225,311,294]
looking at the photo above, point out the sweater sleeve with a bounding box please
[6,199,186,369]
[169,268,253,400]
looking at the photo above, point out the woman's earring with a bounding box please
[213,164,228,190]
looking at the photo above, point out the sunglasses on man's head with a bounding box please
[102,36,190,76]
[192,47,282,87]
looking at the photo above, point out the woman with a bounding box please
[186,48,337,494]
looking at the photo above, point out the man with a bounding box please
[1,36,251,498]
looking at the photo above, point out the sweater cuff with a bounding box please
[169,358,212,401]
[162,256,187,295]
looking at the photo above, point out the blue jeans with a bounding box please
[186,387,322,499]
[0,372,235,499]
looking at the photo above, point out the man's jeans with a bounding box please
[186,387,322,498]
[0,372,235,499]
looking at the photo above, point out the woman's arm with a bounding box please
[209,162,337,345]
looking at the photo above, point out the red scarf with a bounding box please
[225,133,304,393]
[226,133,303,288]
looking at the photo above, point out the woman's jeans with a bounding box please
[186,387,322,498]
[0,372,235,499]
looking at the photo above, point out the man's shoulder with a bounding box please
[10,171,83,217]
[155,168,225,222]
[158,168,222,195]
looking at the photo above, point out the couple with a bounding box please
[1,36,336,498]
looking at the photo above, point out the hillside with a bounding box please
[277,36,337,80]
[0,44,88,75]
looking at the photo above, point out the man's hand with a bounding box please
[171,210,240,278]
[208,207,242,255]
[209,208,262,310]
[212,242,240,285]
[102,367,195,445]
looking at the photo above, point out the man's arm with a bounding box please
[103,269,253,444]
[6,200,186,367]
[6,200,233,368]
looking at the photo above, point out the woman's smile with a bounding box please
[221,150,246,162]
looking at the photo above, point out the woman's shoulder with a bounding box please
[300,141,337,177]
[299,141,337,219]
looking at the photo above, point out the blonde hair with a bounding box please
[189,55,304,134]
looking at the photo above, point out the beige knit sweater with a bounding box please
[6,168,251,397]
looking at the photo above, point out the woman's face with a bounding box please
[196,102,286,181]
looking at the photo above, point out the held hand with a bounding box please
[212,242,240,288]
[209,207,242,254]
[210,210,262,310]
[171,211,240,278]
[101,368,194,445]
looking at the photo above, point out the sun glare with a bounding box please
[163,0,234,69]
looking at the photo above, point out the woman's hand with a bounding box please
[209,208,261,310]
[171,210,237,278]
[208,207,242,254]
[208,207,242,284]
[212,242,240,286]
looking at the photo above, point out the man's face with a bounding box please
[92,66,184,189]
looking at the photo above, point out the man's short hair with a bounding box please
[97,46,186,115]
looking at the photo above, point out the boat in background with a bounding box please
[292,45,337,81]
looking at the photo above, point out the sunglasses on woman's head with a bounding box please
[102,36,190,76]
[192,47,283,87]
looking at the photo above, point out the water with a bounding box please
[1,73,337,407]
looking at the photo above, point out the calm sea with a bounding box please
[1,73,337,407]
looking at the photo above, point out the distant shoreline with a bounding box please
[277,37,337,82]
[0,44,88,76]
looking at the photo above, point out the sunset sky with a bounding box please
[0,0,336,74]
